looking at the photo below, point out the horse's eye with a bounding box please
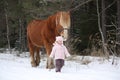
[58,28,64,33]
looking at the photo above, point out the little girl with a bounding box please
[50,36,70,72]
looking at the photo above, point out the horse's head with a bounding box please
[56,11,71,41]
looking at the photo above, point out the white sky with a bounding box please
[0,52,120,80]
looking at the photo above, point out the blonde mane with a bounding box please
[60,11,70,29]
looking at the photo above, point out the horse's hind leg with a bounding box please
[29,45,37,67]
[27,37,37,67]
[35,47,41,66]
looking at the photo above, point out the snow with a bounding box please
[0,52,120,80]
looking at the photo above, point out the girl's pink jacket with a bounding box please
[50,43,70,60]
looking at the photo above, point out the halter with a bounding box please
[63,28,69,34]
[64,28,69,30]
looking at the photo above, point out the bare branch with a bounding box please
[100,0,116,14]
[70,0,95,12]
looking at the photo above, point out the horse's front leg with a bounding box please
[45,45,55,69]
[46,56,54,69]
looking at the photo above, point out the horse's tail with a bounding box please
[27,20,35,38]
[26,20,34,48]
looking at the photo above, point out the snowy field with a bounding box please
[0,52,120,80]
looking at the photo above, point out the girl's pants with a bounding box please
[55,59,64,72]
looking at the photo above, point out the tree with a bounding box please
[116,0,120,55]
[96,0,109,59]
[101,0,106,42]
[4,0,11,53]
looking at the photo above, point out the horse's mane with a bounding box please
[46,13,58,30]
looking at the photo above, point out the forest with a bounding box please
[0,0,120,57]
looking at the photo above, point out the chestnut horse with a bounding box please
[27,11,70,69]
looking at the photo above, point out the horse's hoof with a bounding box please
[46,66,48,69]
[31,62,37,67]
[51,65,55,69]
[36,63,40,66]
[36,61,40,66]
[47,65,55,69]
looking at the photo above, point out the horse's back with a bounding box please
[27,20,43,29]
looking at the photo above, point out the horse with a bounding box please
[27,11,70,69]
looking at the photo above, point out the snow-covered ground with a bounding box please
[0,52,120,80]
